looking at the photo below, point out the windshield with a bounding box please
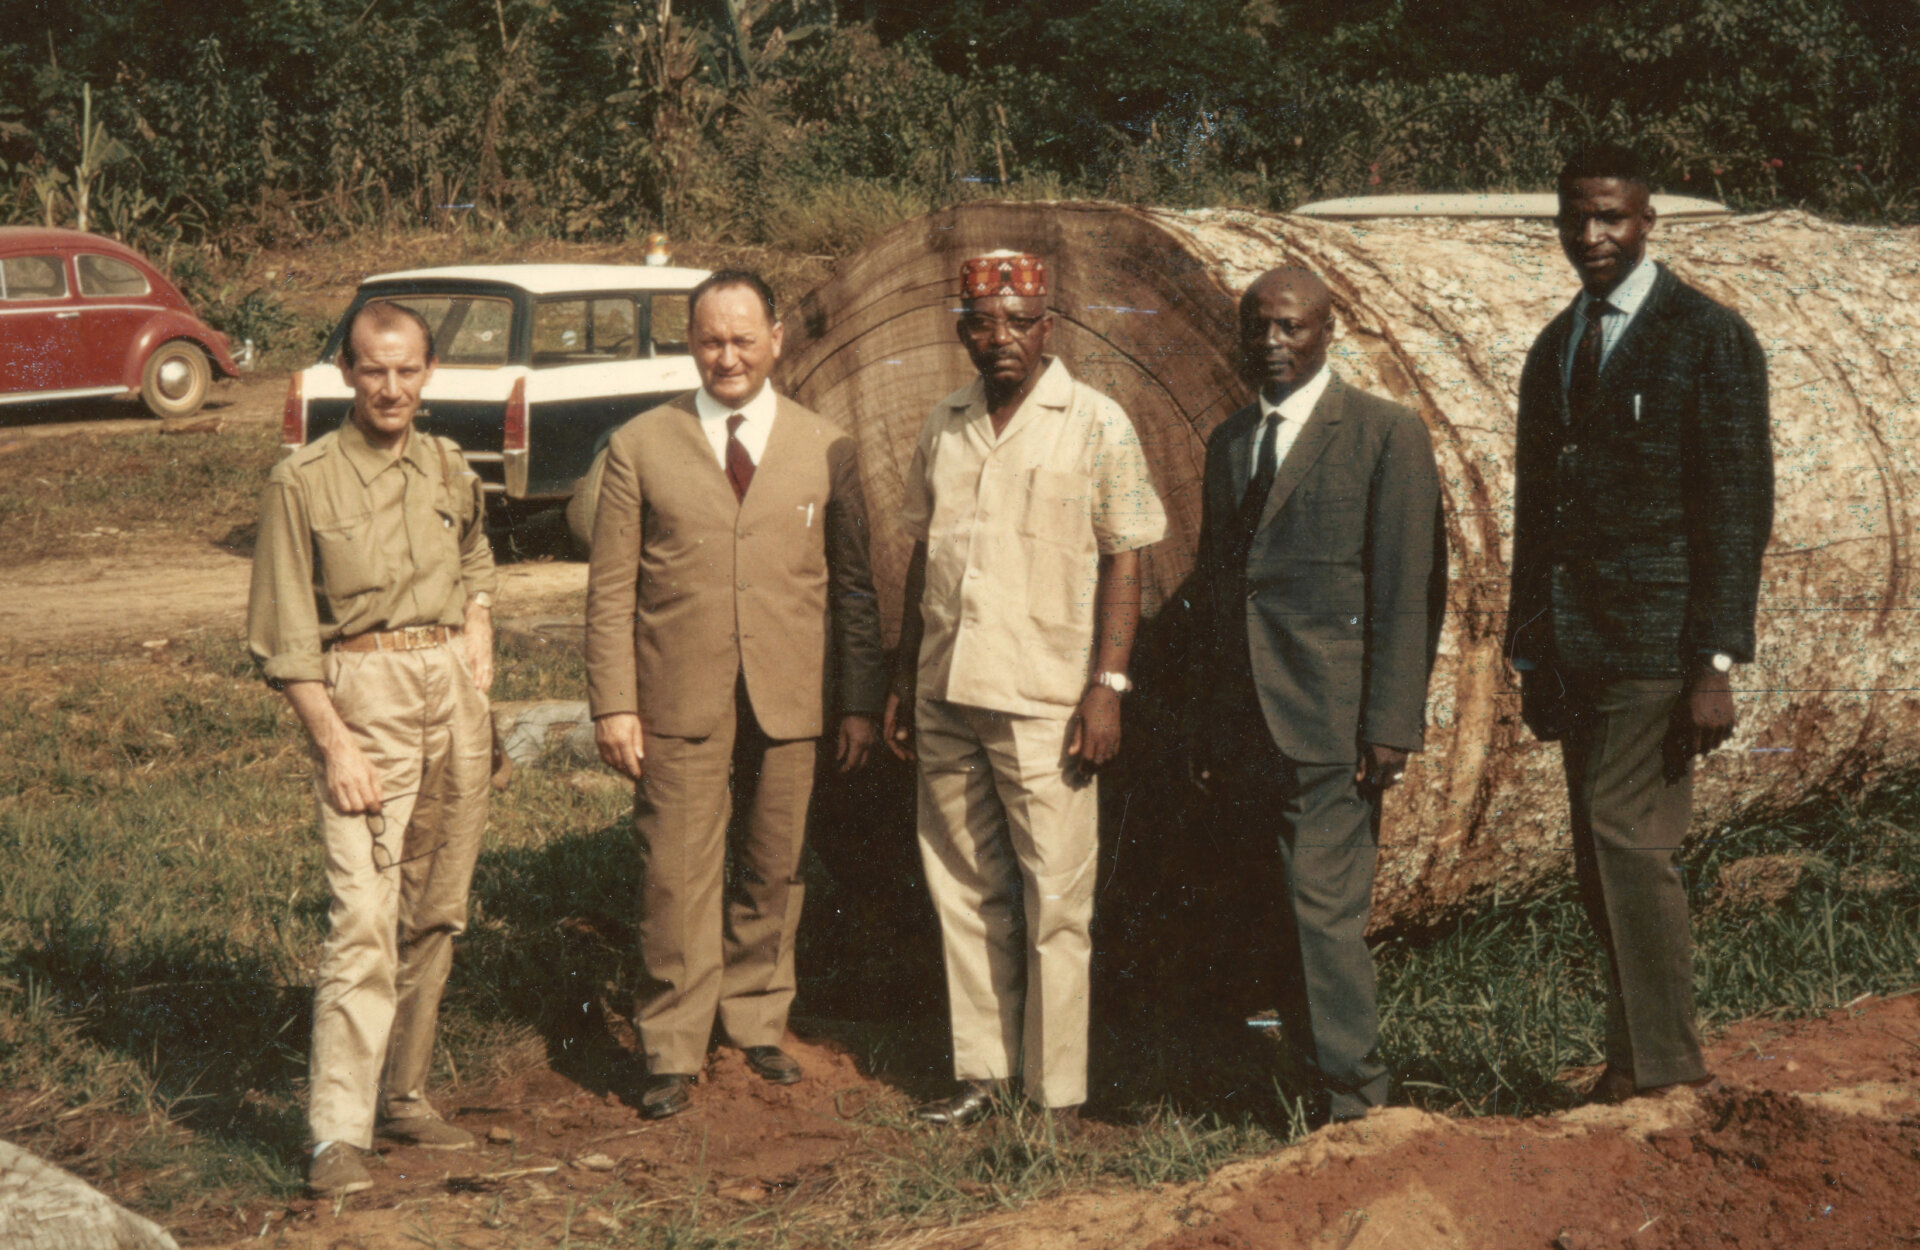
[356,295,514,367]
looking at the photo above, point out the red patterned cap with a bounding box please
[961,251,1048,298]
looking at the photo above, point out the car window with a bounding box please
[532,298,639,368]
[648,294,689,356]
[76,254,150,297]
[0,255,69,301]
[367,295,512,367]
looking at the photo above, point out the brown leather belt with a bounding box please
[328,624,459,653]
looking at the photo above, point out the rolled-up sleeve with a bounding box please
[247,466,324,685]
[1089,401,1167,555]
[899,413,938,543]
[456,455,497,599]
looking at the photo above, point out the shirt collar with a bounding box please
[949,356,1074,413]
[1582,255,1658,319]
[338,414,419,484]
[695,381,779,428]
[1259,364,1332,425]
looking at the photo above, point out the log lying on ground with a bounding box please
[780,201,1920,927]
[0,1138,180,1249]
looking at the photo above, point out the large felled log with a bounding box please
[0,1139,180,1250]
[780,200,1920,927]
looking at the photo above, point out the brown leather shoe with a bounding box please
[641,1074,695,1120]
[744,1046,803,1085]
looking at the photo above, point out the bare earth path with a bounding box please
[0,375,588,657]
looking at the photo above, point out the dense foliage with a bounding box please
[1,0,1914,255]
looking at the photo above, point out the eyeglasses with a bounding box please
[958,313,1046,341]
[367,810,394,872]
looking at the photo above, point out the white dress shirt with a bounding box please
[1252,364,1333,474]
[1561,254,1658,393]
[694,382,777,468]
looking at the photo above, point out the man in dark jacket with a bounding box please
[1187,266,1442,1125]
[1507,143,1773,1102]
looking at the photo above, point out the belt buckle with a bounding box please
[402,625,436,650]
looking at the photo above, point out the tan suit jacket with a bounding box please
[584,390,885,741]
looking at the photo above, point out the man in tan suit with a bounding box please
[585,270,886,1119]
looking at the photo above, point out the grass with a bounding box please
[4,622,1918,1242]
[0,424,279,567]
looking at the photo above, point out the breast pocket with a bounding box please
[313,513,381,600]
[1286,483,1366,563]
[1018,468,1093,549]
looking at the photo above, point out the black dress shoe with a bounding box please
[641,1074,694,1120]
[744,1046,803,1085]
[916,1080,1002,1127]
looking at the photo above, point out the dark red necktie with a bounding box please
[725,413,754,501]
[1567,297,1613,433]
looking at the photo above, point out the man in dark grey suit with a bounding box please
[1508,143,1772,1103]
[1187,267,1441,1125]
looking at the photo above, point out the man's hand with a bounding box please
[595,712,646,782]
[883,673,917,762]
[281,680,384,814]
[463,599,494,693]
[1357,743,1409,791]
[1067,684,1122,778]
[323,737,386,815]
[837,713,877,773]
[1671,665,1737,760]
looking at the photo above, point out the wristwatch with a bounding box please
[469,590,495,610]
[1092,670,1133,695]
[1704,651,1733,673]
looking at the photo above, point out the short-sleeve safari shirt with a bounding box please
[248,418,496,685]
[901,357,1167,717]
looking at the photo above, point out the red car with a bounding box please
[0,227,247,417]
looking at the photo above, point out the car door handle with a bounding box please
[54,311,80,319]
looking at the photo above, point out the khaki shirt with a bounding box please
[248,419,496,685]
[902,357,1166,716]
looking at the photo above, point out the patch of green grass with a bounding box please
[1376,778,1920,1118]
[3,631,1917,1240]
[0,426,280,567]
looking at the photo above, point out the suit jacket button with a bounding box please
[737,581,748,590]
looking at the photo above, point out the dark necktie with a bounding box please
[725,413,754,501]
[1232,412,1282,572]
[1566,297,1613,432]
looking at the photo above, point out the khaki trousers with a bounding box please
[310,643,490,1148]
[633,683,818,1075]
[1562,674,1706,1088]
[916,698,1097,1109]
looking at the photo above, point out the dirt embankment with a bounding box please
[126,993,1915,1249]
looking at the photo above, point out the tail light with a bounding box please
[503,376,528,453]
[280,372,305,446]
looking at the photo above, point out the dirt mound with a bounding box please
[880,994,1920,1250]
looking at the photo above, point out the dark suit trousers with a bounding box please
[1219,697,1389,1119]
[1559,674,1706,1088]
[633,677,818,1074]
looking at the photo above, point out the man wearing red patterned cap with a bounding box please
[884,251,1167,1127]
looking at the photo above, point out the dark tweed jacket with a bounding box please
[1506,263,1773,677]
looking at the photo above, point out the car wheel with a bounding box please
[140,340,212,418]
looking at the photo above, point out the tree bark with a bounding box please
[780,200,1920,927]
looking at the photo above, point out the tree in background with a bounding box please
[0,0,1913,253]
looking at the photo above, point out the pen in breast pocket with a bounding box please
[1633,393,1642,422]
[800,502,815,527]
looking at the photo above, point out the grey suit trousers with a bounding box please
[1221,706,1388,1120]
[1560,674,1706,1088]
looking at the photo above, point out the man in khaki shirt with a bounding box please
[885,252,1166,1127]
[248,301,497,1197]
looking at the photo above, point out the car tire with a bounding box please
[139,340,212,418]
